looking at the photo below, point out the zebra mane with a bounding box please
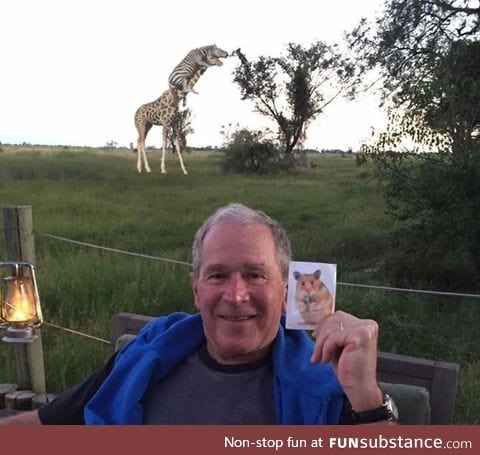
[193,44,216,52]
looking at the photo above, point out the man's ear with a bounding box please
[282,281,288,312]
[190,272,200,309]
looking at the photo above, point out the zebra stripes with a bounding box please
[168,44,228,94]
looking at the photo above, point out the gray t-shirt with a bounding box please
[141,344,277,424]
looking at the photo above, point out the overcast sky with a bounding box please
[1,0,387,150]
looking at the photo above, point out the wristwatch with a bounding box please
[351,393,399,424]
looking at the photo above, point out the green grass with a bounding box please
[0,145,478,423]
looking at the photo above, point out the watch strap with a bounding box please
[350,393,397,424]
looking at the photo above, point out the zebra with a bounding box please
[168,44,229,98]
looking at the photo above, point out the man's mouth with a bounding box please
[219,315,256,322]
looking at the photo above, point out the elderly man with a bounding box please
[1,203,397,425]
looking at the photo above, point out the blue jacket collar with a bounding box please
[85,312,344,424]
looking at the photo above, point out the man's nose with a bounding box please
[223,273,250,304]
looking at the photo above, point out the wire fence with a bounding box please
[34,230,480,299]
[4,228,480,344]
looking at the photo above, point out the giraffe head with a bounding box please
[175,68,205,100]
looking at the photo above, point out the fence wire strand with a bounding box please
[43,322,110,344]
[35,230,480,300]
[337,281,480,299]
[34,231,193,267]
[29,230,480,345]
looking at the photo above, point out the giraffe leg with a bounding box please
[136,125,143,173]
[161,127,167,174]
[137,124,151,173]
[136,140,142,173]
[137,138,149,173]
[174,136,188,175]
[143,145,151,173]
[144,124,153,173]
[137,137,148,173]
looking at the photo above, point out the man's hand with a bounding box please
[0,410,41,425]
[310,311,383,412]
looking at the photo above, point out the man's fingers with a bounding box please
[320,337,346,364]
[311,312,378,364]
[311,324,348,362]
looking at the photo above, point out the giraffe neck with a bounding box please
[176,68,204,100]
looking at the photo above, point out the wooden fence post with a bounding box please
[2,205,47,394]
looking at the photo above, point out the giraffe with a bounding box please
[134,55,223,174]
[134,72,201,174]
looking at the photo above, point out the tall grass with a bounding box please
[0,146,478,423]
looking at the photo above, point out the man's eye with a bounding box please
[206,273,227,281]
[246,272,266,282]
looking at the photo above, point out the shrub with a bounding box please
[221,129,281,174]
[363,146,480,292]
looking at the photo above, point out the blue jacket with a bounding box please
[85,312,345,424]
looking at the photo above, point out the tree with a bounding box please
[419,39,480,155]
[349,0,480,153]
[360,38,480,157]
[350,0,480,290]
[169,108,194,153]
[233,42,354,164]
[348,0,479,97]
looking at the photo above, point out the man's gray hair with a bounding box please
[192,203,292,278]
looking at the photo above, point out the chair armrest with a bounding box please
[380,381,431,424]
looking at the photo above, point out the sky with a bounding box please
[1,0,387,151]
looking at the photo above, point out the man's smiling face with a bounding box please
[191,222,287,365]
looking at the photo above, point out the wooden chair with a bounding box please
[111,312,460,424]
[377,351,459,424]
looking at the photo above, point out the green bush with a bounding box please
[221,129,281,174]
[363,147,480,292]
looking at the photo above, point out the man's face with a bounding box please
[191,222,287,364]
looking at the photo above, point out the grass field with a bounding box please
[0,145,478,423]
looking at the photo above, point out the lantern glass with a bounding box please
[2,277,37,323]
[0,262,42,327]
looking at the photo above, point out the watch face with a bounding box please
[385,394,399,420]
